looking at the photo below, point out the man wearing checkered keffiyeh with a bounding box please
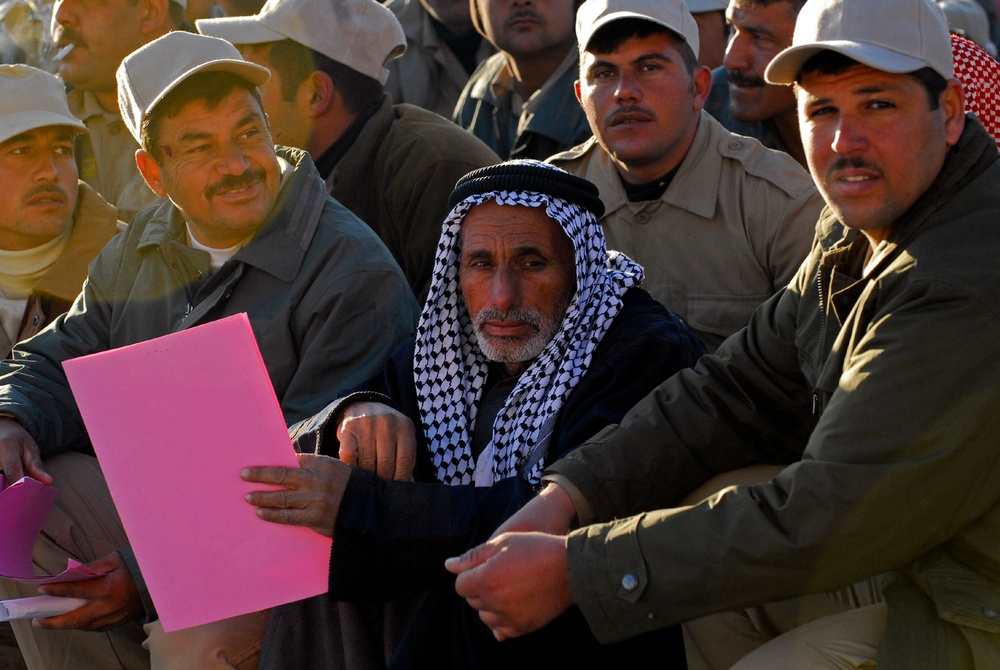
[259,159,705,670]
[414,161,644,487]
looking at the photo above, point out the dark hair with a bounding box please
[140,71,265,162]
[586,18,699,76]
[796,50,948,110]
[735,0,808,21]
[267,39,382,114]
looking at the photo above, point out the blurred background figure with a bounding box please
[383,0,495,117]
[686,0,729,69]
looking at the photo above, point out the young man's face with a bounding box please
[459,200,576,376]
[476,0,577,60]
[723,0,796,123]
[0,126,79,251]
[797,64,964,244]
[137,88,282,249]
[237,43,311,151]
[52,0,152,95]
[577,31,710,184]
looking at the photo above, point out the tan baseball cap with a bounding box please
[577,0,701,57]
[0,64,86,145]
[116,31,271,144]
[765,0,954,84]
[685,0,729,13]
[196,0,406,86]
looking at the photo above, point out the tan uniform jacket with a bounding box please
[549,111,822,351]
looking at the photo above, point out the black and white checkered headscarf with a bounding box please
[414,161,643,486]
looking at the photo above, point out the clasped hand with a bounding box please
[242,401,418,537]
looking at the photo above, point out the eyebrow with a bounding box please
[176,110,265,145]
[588,52,672,71]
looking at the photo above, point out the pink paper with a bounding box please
[0,476,103,583]
[63,313,332,632]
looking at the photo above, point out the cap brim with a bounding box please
[765,41,930,84]
[195,16,286,46]
[0,111,87,145]
[146,59,271,118]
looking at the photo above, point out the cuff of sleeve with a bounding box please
[118,548,157,624]
[287,392,397,455]
[566,514,657,645]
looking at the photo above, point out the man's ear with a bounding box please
[300,71,336,118]
[940,79,966,147]
[137,0,171,36]
[691,65,713,111]
[135,149,168,198]
[574,79,582,104]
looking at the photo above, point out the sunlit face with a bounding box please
[475,0,576,59]
[52,0,149,95]
[723,0,796,123]
[797,64,964,244]
[0,126,79,251]
[236,43,309,151]
[459,201,576,376]
[577,31,708,183]
[137,88,282,248]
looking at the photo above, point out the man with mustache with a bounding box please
[0,32,418,670]
[449,0,1000,667]
[243,160,706,669]
[197,0,500,301]
[0,65,121,360]
[454,0,593,159]
[704,0,808,167]
[549,0,822,351]
[52,0,192,221]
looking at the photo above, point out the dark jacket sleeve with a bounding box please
[327,289,707,601]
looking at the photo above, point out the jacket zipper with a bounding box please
[157,246,194,317]
[813,259,827,415]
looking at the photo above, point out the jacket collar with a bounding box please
[570,111,723,219]
[32,182,122,302]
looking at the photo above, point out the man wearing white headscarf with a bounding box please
[242,160,705,669]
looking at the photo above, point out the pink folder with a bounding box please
[63,313,332,632]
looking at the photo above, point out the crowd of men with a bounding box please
[0,0,996,668]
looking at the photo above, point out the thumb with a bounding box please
[444,540,503,575]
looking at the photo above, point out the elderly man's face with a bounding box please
[476,0,576,59]
[0,126,79,251]
[723,0,797,123]
[460,200,576,376]
[136,87,282,248]
[797,64,964,245]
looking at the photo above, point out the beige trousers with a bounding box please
[684,578,888,670]
[0,452,269,670]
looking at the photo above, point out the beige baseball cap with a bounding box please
[685,0,729,13]
[116,31,271,144]
[0,64,86,145]
[196,0,406,86]
[765,0,954,84]
[577,0,701,57]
